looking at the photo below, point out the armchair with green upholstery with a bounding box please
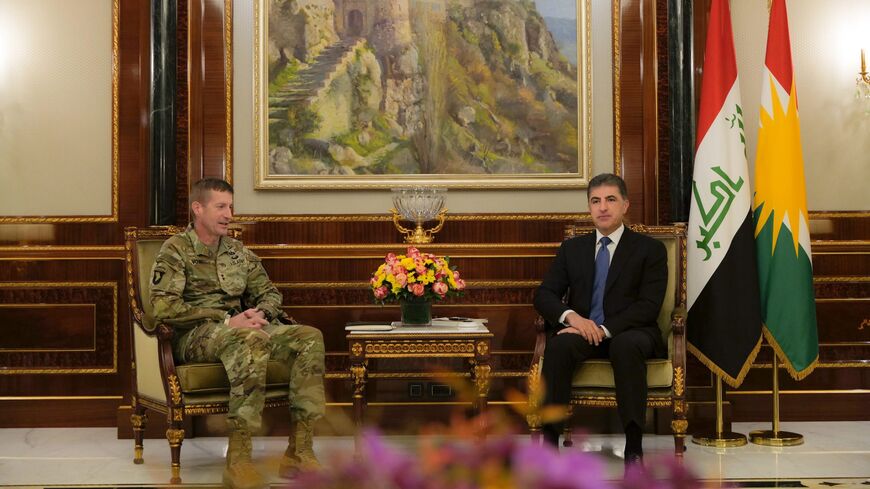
[526,223,688,457]
[124,226,293,482]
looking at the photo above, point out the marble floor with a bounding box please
[0,422,868,488]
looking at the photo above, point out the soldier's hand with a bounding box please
[228,309,269,329]
[243,308,268,321]
[558,312,605,345]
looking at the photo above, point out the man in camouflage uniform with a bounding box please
[150,178,324,489]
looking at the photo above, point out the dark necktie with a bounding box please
[589,236,612,326]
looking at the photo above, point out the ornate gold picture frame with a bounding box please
[252,0,591,190]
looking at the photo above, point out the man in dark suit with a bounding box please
[534,173,668,466]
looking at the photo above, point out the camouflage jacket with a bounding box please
[149,224,285,330]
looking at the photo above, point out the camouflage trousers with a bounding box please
[174,321,325,431]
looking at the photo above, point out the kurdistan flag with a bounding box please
[753,0,818,380]
[687,0,762,388]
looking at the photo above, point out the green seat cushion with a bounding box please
[571,358,673,389]
[176,360,292,394]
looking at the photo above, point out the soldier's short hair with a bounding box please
[588,173,628,200]
[190,178,233,207]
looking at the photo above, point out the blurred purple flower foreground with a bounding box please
[295,429,701,489]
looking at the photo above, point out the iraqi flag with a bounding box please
[753,0,818,380]
[687,0,762,388]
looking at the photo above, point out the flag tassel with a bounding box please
[748,353,804,446]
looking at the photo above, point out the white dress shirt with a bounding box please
[558,224,625,338]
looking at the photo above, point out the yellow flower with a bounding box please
[422,270,435,284]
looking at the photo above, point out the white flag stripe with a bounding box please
[759,68,790,119]
[777,213,814,263]
[687,83,752,310]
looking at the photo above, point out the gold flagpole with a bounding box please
[749,354,803,446]
[692,374,746,447]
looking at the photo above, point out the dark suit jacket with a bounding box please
[534,227,669,357]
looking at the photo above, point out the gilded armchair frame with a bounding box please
[526,223,688,457]
[124,226,291,482]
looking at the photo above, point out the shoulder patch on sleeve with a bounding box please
[152,268,166,285]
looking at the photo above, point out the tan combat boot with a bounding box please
[277,419,321,478]
[222,430,267,489]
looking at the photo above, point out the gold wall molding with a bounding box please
[812,241,870,247]
[809,211,870,218]
[581,0,593,182]
[0,395,124,401]
[325,351,532,357]
[247,243,560,251]
[612,0,621,174]
[0,0,119,224]
[0,281,117,374]
[728,389,870,395]
[813,276,870,283]
[284,304,532,309]
[225,0,234,183]
[0,246,126,252]
[262,254,554,260]
[236,213,587,222]
[276,280,538,289]
[751,362,869,369]
[816,298,870,303]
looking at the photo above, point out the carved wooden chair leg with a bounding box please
[671,399,688,459]
[166,424,185,484]
[527,411,542,445]
[526,361,544,444]
[562,405,574,447]
[131,402,148,464]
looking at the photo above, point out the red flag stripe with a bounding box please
[764,0,794,91]
[695,0,738,150]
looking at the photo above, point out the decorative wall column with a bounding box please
[150,0,178,225]
[667,0,694,223]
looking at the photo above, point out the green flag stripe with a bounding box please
[754,204,818,375]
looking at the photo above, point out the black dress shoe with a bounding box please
[541,425,560,448]
[623,452,644,476]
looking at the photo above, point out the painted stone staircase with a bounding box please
[269,38,366,122]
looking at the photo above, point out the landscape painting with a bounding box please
[254,0,591,189]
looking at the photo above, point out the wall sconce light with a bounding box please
[857,49,870,113]
[390,187,447,244]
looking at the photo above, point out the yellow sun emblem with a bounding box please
[753,74,808,257]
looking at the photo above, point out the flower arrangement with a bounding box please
[297,428,701,489]
[370,246,466,303]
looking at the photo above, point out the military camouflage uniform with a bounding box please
[149,225,325,431]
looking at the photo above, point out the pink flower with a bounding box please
[432,281,448,296]
[453,270,461,280]
[455,278,467,290]
[385,252,398,264]
[373,286,389,300]
[407,247,421,257]
[370,276,380,287]
[395,273,408,287]
[410,283,425,296]
[416,265,427,275]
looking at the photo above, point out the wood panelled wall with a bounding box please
[0,0,867,435]
[0,0,152,426]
